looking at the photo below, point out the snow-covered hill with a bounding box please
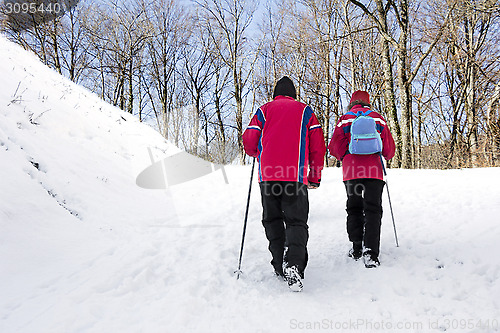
[1,35,500,333]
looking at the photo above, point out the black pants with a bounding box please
[344,178,385,256]
[259,181,309,276]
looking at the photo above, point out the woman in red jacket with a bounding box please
[328,91,395,268]
[243,76,326,291]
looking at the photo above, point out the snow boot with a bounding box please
[348,241,363,260]
[284,265,303,292]
[363,250,380,268]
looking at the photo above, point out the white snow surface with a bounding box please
[1,36,500,333]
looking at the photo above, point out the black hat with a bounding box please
[273,76,296,99]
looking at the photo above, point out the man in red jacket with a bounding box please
[242,76,326,291]
[328,91,395,268]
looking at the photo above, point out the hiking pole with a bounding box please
[235,157,256,279]
[379,154,399,247]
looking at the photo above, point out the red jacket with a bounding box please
[328,105,395,181]
[242,96,326,184]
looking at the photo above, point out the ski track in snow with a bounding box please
[1,36,500,333]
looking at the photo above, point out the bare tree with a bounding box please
[196,0,258,161]
[349,0,457,168]
[179,15,216,155]
[3,0,499,171]
[347,0,402,166]
[298,0,344,165]
[142,0,188,138]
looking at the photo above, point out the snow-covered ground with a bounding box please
[1,35,500,333]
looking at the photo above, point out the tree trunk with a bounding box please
[51,19,62,75]
[234,66,244,162]
[445,55,460,168]
[375,0,401,167]
[128,56,134,114]
[343,0,357,90]
[396,0,413,169]
[466,64,478,167]
[68,9,76,82]
[397,53,413,168]
[487,82,500,166]
[464,15,478,167]
[416,98,423,168]
[215,94,226,161]
[192,92,202,155]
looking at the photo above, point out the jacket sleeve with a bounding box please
[242,109,263,157]
[307,113,326,184]
[380,115,396,160]
[328,117,349,161]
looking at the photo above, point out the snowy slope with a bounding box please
[1,35,500,333]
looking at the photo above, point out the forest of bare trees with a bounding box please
[1,0,500,168]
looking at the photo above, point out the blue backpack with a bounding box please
[348,110,383,155]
